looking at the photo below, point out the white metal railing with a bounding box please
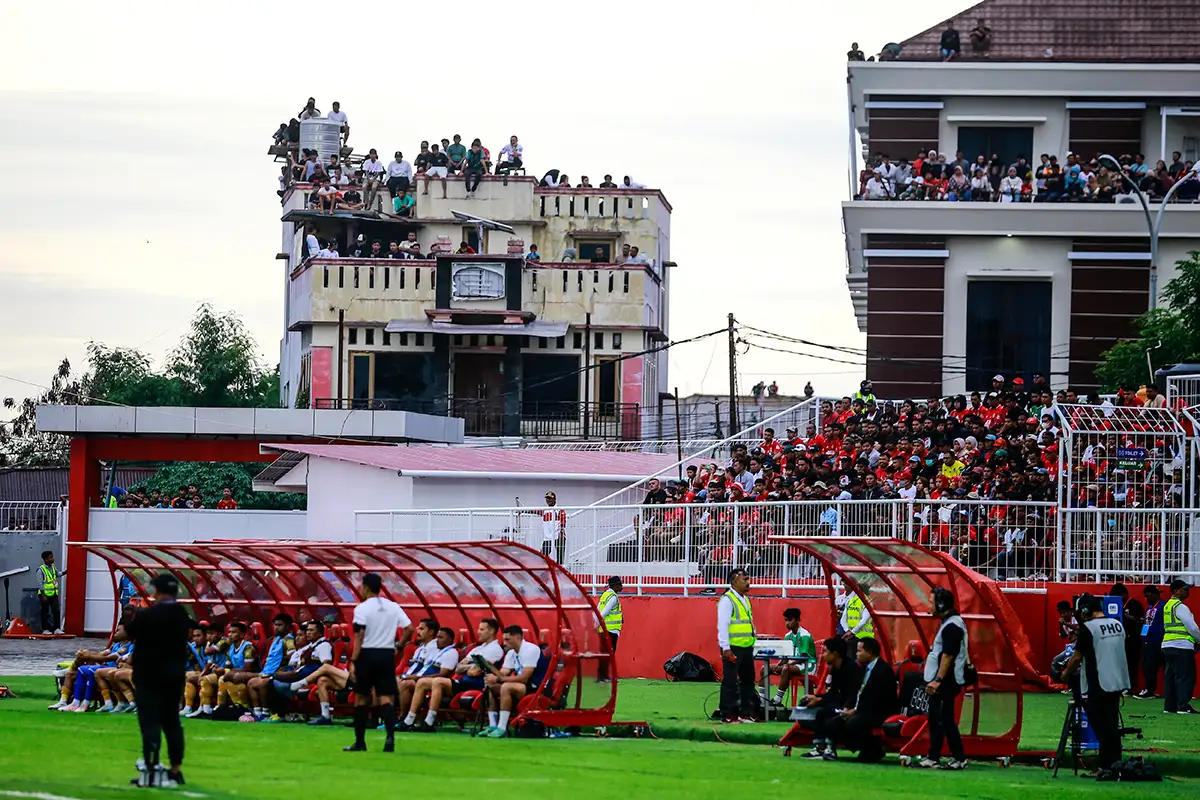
[355,498,1077,593]
[0,501,62,533]
[1059,507,1200,583]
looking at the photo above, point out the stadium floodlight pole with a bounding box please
[1097,155,1196,311]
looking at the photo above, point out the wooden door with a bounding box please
[453,353,505,435]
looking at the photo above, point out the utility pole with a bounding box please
[727,313,738,433]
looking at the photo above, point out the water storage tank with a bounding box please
[299,119,342,163]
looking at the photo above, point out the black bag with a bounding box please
[963,661,979,686]
[1107,757,1163,782]
[663,652,716,682]
[513,719,548,738]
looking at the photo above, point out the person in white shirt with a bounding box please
[316,241,339,259]
[864,175,889,200]
[477,625,543,738]
[621,175,646,190]
[361,148,386,211]
[522,491,566,564]
[386,151,413,199]
[399,626,460,731]
[496,135,524,175]
[405,618,502,732]
[326,101,349,143]
[999,166,1023,203]
[298,97,321,120]
[717,568,757,723]
[873,155,898,196]
[345,573,411,753]
[396,619,440,718]
[304,226,321,260]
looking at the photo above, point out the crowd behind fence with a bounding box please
[356,498,1200,593]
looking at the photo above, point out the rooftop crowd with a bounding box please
[103,486,239,510]
[631,376,1187,584]
[859,150,1200,204]
[273,97,648,217]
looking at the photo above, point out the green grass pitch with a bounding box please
[1,676,1197,799]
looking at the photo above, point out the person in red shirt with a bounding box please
[760,428,783,460]
[216,488,238,510]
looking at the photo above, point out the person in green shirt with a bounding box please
[446,134,467,173]
[766,607,815,706]
[393,189,415,217]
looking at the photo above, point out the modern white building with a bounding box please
[844,0,1200,398]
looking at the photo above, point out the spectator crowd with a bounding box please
[105,485,240,510]
[859,150,1200,204]
[630,376,1187,584]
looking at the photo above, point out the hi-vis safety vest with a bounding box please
[1163,598,1197,646]
[599,589,623,633]
[726,590,756,648]
[39,563,59,596]
[846,595,874,637]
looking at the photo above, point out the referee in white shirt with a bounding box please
[346,573,412,753]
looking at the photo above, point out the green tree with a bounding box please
[1096,252,1200,391]
[165,304,278,407]
[0,359,87,468]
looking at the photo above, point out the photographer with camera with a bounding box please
[919,587,969,770]
[1064,594,1130,778]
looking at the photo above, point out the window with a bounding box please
[612,333,622,349]
[623,273,630,293]
[383,331,391,346]
[351,353,373,405]
[556,336,566,349]
[348,328,358,345]
[522,354,580,418]
[365,329,374,346]
[538,337,548,349]
[965,280,1051,391]
[416,333,425,347]
[595,357,619,416]
[451,263,506,299]
[399,332,408,346]
[594,332,604,350]
[384,265,390,290]
[579,242,612,262]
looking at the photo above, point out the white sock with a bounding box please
[498,710,511,730]
[320,702,332,719]
[773,688,786,702]
[488,711,498,727]
[425,710,437,726]
[290,680,306,692]
[201,704,212,713]
[404,712,417,725]
[102,700,113,709]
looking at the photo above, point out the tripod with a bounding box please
[1053,695,1088,777]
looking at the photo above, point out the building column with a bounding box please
[64,437,101,633]
[502,341,522,437]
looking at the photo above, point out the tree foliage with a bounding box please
[1,304,281,470]
[1096,252,1200,391]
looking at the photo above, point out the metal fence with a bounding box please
[0,501,62,533]
[355,499,1067,593]
[1060,507,1200,583]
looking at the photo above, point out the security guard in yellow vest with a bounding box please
[841,592,874,642]
[596,576,623,683]
[718,568,758,723]
[1162,579,1199,714]
[37,550,64,634]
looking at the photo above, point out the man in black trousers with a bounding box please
[818,637,898,762]
[717,568,758,723]
[123,574,193,787]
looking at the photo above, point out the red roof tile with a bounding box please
[265,444,677,478]
[897,0,1200,62]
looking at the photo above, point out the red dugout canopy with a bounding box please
[75,539,616,726]
[771,536,1047,758]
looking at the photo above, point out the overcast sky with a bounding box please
[0,0,970,409]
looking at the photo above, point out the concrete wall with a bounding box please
[0,531,63,624]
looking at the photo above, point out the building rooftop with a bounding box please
[896,0,1200,63]
[258,442,678,484]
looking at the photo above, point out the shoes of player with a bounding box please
[48,700,66,711]
[382,738,395,753]
[1133,690,1153,700]
[414,721,437,733]
[914,757,941,769]
[475,726,498,737]
[343,742,367,752]
[262,714,284,723]
[308,716,333,726]
[801,747,826,759]
[821,749,839,761]
[122,703,137,713]
[484,726,507,738]
[937,759,968,771]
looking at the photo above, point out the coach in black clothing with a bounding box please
[819,637,898,762]
[124,574,193,785]
[798,637,862,759]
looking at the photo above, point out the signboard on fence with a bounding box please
[1116,446,1148,470]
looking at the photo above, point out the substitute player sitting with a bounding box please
[764,607,816,706]
[181,624,210,716]
[477,625,544,739]
[405,618,502,731]
[398,625,459,731]
[396,619,439,717]
[245,613,296,720]
[199,621,257,715]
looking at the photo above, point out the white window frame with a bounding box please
[451,263,506,300]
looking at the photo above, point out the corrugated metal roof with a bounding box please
[262,443,676,478]
[0,467,160,502]
[898,0,1200,62]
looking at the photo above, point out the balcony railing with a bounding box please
[314,398,647,439]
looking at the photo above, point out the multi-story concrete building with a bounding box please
[276,157,672,439]
[843,0,1200,398]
